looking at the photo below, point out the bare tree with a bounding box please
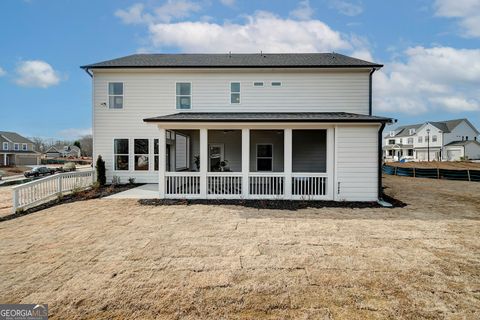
[79,134,93,157]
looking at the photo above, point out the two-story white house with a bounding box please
[383,119,480,161]
[81,53,392,202]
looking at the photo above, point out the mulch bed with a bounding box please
[139,193,406,211]
[0,184,142,223]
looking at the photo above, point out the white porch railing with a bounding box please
[248,173,285,198]
[165,172,201,198]
[12,170,94,212]
[292,173,328,200]
[207,173,242,197]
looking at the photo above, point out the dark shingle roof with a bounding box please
[144,112,392,123]
[81,53,383,70]
[0,131,33,144]
[386,118,479,138]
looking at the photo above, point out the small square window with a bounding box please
[271,81,282,86]
[254,82,264,87]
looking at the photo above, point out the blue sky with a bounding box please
[0,0,479,139]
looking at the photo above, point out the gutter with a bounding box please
[378,122,386,200]
[369,68,375,116]
[82,67,93,78]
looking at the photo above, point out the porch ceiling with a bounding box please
[144,112,393,123]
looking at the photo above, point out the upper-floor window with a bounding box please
[2,142,7,150]
[399,138,403,144]
[253,82,264,87]
[271,81,282,87]
[14,143,19,151]
[231,82,240,104]
[22,143,27,151]
[108,82,123,109]
[407,138,413,144]
[176,82,191,109]
[432,135,437,142]
[409,128,415,135]
[418,136,423,143]
[388,139,395,145]
[389,131,395,137]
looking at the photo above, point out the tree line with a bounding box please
[29,134,93,157]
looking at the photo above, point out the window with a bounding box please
[388,150,394,156]
[407,138,413,144]
[253,82,264,87]
[154,139,159,171]
[114,139,129,171]
[108,82,123,109]
[14,143,19,151]
[418,136,423,143]
[176,83,191,109]
[2,142,7,150]
[409,128,415,135]
[134,139,149,171]
[408,149,414,156]
[22,143,27,151]
[399,138,403,144]
[256,144,273,171]
[389,131,395,137]
[388,139,395,145]
[432,135,437,142]
[271,81,282,86]
[466,136,469,141]
[230,82,240,104]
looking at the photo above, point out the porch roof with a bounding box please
[144,112,393,123]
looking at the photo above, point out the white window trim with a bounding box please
[175,82,192,110]
[14,143,19,151]
[113,138,130,172]
[253,81,264,87]
[133,139,150,171]
[22,143,27,151]
[256,143,273,172]
[2,142,7,150]
[271,81,282,87]
[108,82,124,109]
[230,81,241,105]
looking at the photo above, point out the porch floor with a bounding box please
[106,184,158,199]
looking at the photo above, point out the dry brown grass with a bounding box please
[388,161,480,170]
[0,166,30,177]
[0,175,479,319]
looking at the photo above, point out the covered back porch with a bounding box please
[156,124,334,200]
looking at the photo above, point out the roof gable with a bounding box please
[0,131,33,144]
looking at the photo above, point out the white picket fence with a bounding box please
[12,170,94,212]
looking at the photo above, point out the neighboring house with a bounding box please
[45,145,81,159]
[81,53,392,202]
[383,119,480,161]
[0,131,41,166]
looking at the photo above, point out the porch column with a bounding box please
[200,128,208,198]
[241,128,250,198]
[3,154,7,166]
[158,127,166,198]
[284,128,292,199]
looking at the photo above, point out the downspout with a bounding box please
[369,68,375,116]
[378,122,386,200]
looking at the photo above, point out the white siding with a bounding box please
[92,68,370,183]
[465,143,480,160]
[444,121,478,145]
[336,125,379,201]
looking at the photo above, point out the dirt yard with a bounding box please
[388,160,480,170]
[0,176,479,319]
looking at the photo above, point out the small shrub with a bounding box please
[91,181,101,190]
[128,177,136,185]
[64,162,76,172]
[96,155,106,186]
[112,175,121,185]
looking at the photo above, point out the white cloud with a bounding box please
[220,0,235,7]
[434,0,480,37]
[148,11,352,52]
[329,0,363,16]
[115,0,202,25]
[58,128,92,139]
[289,0,314,20]
[375,46,480,114]
[0,67,6,77]
[15,60,61,88]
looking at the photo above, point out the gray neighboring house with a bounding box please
[45,145,81,159]
[0,131,41,166]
